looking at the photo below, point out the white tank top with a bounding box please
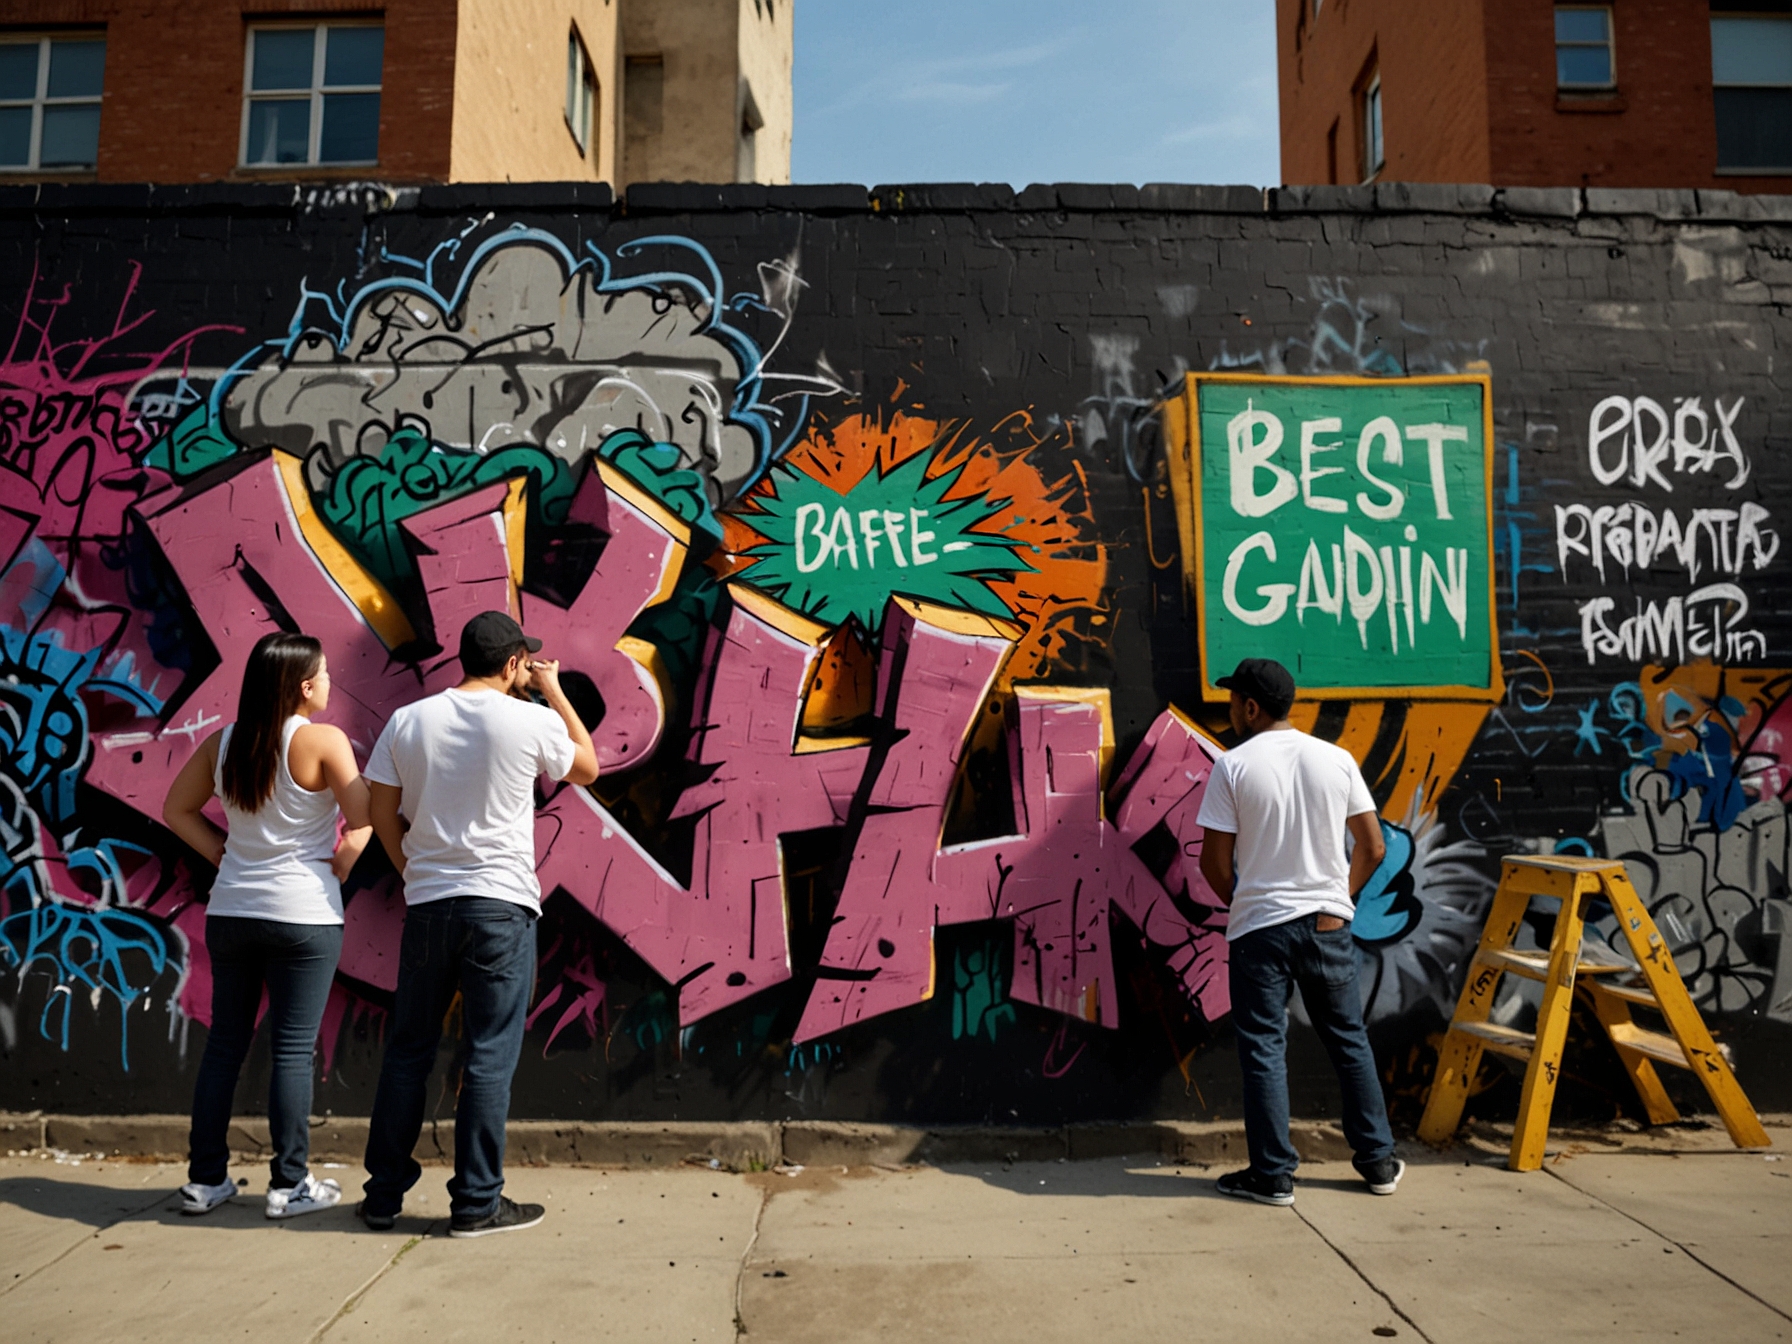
[209,716,344,924]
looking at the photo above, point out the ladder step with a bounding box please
[1605,1022,1691,1069]
[1452,1020,1536,1061]
[1592,979,1661,1009]
[1476,947,1635,981]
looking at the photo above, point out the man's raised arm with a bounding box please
[524,658,599,786]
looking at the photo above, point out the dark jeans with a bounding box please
[1229,914,1396,1179]
[189,917,343,1189]
[362,897,537,1220]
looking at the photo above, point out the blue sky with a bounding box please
[792,0,1281,188]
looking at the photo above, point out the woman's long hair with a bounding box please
[220,633,323,812]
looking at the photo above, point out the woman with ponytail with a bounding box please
[162,632,372,1219]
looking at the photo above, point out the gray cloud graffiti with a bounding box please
[224,242,765,506]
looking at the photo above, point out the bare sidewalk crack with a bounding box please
[2,1184,176,1298]
[1293,1205,1437,1344]
[732,1185,771,1340]
[1544,1165,1792,1325]
[306,1233,424,1343]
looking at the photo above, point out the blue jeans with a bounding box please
[188,917,343,1189]
[1228,914,1396,1179]
[362,897,536,1220]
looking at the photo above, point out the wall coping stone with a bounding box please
[412,182,613,212]
[0,181,1788,223]
[870,183,1018,211]
[1269,183,1378,213]
[1493,186,1584,218]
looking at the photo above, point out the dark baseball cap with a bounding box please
[459,610,541,668]
[1216,658,1297,716]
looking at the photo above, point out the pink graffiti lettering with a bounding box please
[793,598,1229,1043]
[1,260,239,553]
[535,586,869,1022]
[517,464,688,773]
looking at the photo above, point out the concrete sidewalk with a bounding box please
[3,1135,1789,1343]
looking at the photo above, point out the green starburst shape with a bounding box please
[742,451,1034,629]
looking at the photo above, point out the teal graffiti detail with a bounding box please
[617,987,675,1053]
[313,426,573,596]
[598,429,723,545]
[951,938,1016,1041]
[143,403,243,478]
[625,567,724,713]
[743,448,1033,630]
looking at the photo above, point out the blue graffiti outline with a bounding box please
[1350,821,1421,944]
[1,621,164,831]
[1573,700,1608,757]
[196,224,799,495]
[0,901,179,1069]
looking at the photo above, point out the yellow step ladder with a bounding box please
[1418,854,1770,1171]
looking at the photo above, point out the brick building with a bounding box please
[0,0,791,186]
[1277,0,1792,191]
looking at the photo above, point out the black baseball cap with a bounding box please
[459,610,541,669]
[1216,658,1297,717]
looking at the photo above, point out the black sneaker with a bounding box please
[1359,1156,1405,1195]
[1214,1167,1295,1207]
[448,1195,545,1239]
[356,1201,397,1231]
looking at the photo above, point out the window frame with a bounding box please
[1360,71,1384,182]
[1555,6,1617,91]
[0,32,107,174]
[1710,11,1792,173]
[239,21,384,170]
[565,26,597,156]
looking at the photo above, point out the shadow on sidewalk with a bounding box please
[949,1156,1401,1202]
[945,1159,1230,1201]
[0,1175,435,1236]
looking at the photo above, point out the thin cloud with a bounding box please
[805,34,1076,117]
[898,80,1013,105]
[1161,114,1261,145]
[912,36,1071,76]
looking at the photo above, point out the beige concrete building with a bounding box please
[620,0,792,187]
[0,0,789,186]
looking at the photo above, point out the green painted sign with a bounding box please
[1173,374,1500,700]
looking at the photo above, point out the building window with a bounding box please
[566,29,597,155]
[242,24,382,167]
[1555,7,1615,89]
[1360,72,1383,180]
[0,36,105,172]
[1712,15,1792,172]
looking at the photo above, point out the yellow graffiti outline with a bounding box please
[273,451,416,648]
[728,582,875,755]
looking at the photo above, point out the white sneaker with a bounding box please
[265,1173,342,1219]
[180,1179,239,1215]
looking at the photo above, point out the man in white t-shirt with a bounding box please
[358,610,597,1238]
[1196,657,1400,1207]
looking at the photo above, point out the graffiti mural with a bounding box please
[2,190,1790,1124]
